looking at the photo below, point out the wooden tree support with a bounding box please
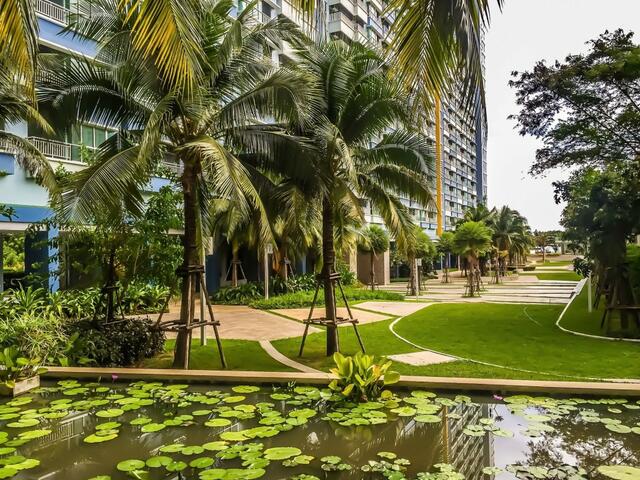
[298,272,365,357]
[156,265,226,369]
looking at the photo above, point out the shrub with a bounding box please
[249,286,403,309]
[0,311,69,361]
[67,317,165,367]
[523,265,536,271]
[212,282,263,304]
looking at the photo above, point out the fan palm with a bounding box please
[254,41,434,355]
[40,0,313,368]
[489,206,531,276]
[437,231,455,283]
[454,220,492,296]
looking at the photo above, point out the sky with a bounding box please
[485,0,640,231]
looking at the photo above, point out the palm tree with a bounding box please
[454,221,492,297]
[0,0,38,83]
[457,203,496,226]
[534,230,556,264]
[255,0,501,112]
[255,41,434,355]
[489,206,530,279]
[0,69,57,194]
[437,231,455,283]
[41,0,312,368]
[358,225,390,291]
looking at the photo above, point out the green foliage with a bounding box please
[358,226,390,255]
[0,347,46,385]
[328,352,400,402]
[249,287,403,310]
[1,234,24,272]
[68,318,165,367]
[436,232,455,256]
[453,221,493,260]
[212,283,263,305]
[511,29,640,174]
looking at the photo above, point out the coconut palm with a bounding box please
[254,41,434,355]
[0,0,38,82]
[358,225,390,291]
[0,69,57,193]
[454,221,492,297]
[40,0,312,368]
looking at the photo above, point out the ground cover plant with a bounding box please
[0,379,638,479]
[249,288,403,310]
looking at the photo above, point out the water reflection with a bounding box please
[7,387,640,479]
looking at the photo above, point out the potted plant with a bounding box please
[0,347,47,396]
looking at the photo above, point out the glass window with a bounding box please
[82,126,94,147]
[94,128,106,146]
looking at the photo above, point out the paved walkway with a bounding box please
[272,307,389,325]
[259,341,320,373]
[160,303,319,341]
[389,351,457,366]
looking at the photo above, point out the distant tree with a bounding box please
[358,225,390,291]
[454,221,492,297]
[437,231,456,283]
[510,29,640,175]
[533,230,556,264]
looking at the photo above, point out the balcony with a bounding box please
[366,16,384,38]
[29,137,74,162]
[35,0,70,25]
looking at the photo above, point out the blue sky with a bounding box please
[485,0,640,230]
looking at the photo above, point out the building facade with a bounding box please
[0,0,487,291]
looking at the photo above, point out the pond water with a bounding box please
[0,380,639,480]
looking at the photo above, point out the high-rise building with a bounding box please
[0,0,487,291]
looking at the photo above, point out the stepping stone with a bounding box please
[389,351,456,366]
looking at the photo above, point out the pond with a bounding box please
[0,380,639,480]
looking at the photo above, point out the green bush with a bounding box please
[249,287,403,309]
[523,265,536,271]
[67,318,165,367]
[0,310,69,361]
[212,282,263,304]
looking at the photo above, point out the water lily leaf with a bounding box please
[0,468,17,479]
[205,418,232,428]
[202,441,229,451]
[605,424,632,434]
[597,466,640,480]
[190,457,214,469]
[18,429,51,440]
[263,447,301,460]
[181,446,205,456]
[222,396,245,404]
[96,409,123,419]
[232,386,260,394]
[414,415,441,423]
[146,456,172,468]
[84,433,118,444]
[220,431,248,442]
[166,461,187,472]
[116,459,145,472]
[141,423,166,433]
[482,466,503,475]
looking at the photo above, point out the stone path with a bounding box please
[272,307,389,325]
[258,341,320,373]
[354,301,431,317]
[389,351,457,366]
[160,303,319,341]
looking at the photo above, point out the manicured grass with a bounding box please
[140,339,296,372]
[274,301,640,380]
[392,303,640,379]
[542,260,575,266]
[248,287,403,309]
[561,282,640,339]
[521,271,582,281]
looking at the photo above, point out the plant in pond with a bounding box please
[328,352,400,402]
[0,347,46,393]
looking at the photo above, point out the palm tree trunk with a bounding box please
[174,162,198,369]
[408,253,417,296]
[280,243,289,281]
[322,197,338,355]
[370,252,376,291]
[231,248,239,287]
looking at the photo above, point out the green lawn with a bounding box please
[273,302,640,380]
[140,339,296,372]
[392,303,640,380]
[249,287,403,309]
[542,260,575,266]
[561,282,640,339]
[521,271,582,281]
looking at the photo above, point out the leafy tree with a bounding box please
[556,164,640,333]
[533,230,556,264]
[43,0,310,368]
[256,41,434,355]
[510,29,640,175]
[437,231,455,283]
[358,225,390,291]
[454,221,492,297]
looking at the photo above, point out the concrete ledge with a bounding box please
[44,367,640,396]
